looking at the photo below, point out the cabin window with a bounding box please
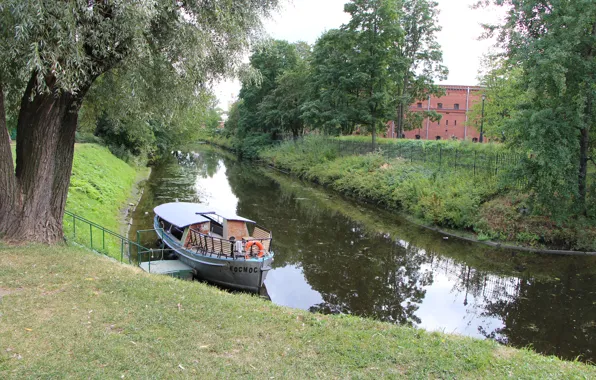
[454,104,460,110]
[171,226,185,240]
[437,103,443,109]
[210,221,224,237]
[158,217,173,233]
[417,102,422,108]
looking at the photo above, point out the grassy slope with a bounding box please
[0,246,594,379]
[261,138,596,251]
[10,143,138,233]
[10,143,142,258]
[66,144,138,233]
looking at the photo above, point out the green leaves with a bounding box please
[485,0,596,217]
[238,40,308,138]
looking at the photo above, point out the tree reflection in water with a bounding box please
[131,147,596,363]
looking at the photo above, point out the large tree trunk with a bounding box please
[0,74,88,244]
[371,117,377,151]
[0,83,19,234]
[396,102,405,139]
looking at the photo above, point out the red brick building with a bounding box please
[386,85,484,141]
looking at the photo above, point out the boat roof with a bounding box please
[154,202,255,227]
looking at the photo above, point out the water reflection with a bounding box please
[130,146,596,363]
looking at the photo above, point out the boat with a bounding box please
[153,202,274,292]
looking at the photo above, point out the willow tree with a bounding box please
[0,1,279,244]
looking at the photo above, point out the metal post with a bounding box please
[474,150,477,176]
[480,94,486,143]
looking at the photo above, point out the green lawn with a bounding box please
[0,245,594,379]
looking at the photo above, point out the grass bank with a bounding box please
[261,137,596,251]
[11,143,148,258]
[0,245,594,378]
[66,144,146,232]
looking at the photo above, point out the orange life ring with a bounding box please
[245,241,266,259]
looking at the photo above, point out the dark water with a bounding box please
[130,145,596,363]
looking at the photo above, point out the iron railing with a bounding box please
[186,227,272,259]
[63,211,171,269]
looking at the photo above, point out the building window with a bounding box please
[437,103,443,109]
[454,120,457,126]
[454,104,459,110]
[417,103,422,108]
[446,120,449,126]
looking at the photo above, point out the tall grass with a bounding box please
[262,136,596,250]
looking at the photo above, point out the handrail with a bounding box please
[186,227,272,258]
[63,210,170,267]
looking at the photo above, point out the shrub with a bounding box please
[234,133,274,160]
[75,132,104,145]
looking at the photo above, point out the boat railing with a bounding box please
[186,227,272,259]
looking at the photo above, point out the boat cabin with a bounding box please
[154,202,272,257]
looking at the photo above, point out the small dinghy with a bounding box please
[153,202,274,291]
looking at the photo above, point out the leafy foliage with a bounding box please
[238,40,305,138]
[391,0,448,137]
[481,0,596,216]
[262,136,595,250]
[468,57,525,140]
[233,0,446,147]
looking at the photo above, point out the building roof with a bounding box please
[438,84,484,91]
[154,202,255,227]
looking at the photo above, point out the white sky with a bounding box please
[213,0,504,111]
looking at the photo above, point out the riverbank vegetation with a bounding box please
[217,0,595,249]
[11,143,144,260]
[261,137,596,251]
[1,244,594,378]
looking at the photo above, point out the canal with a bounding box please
[130,144,596,363]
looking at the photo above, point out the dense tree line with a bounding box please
[226,0,447,150]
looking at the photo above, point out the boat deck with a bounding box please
[139,260,194,280]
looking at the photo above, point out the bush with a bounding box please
[234,133,274,160]
[75,132,105,145]
[259,135,595,250]
[261,136,339,172]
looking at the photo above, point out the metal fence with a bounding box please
[335,139,522,179]
[63,210,168,266]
